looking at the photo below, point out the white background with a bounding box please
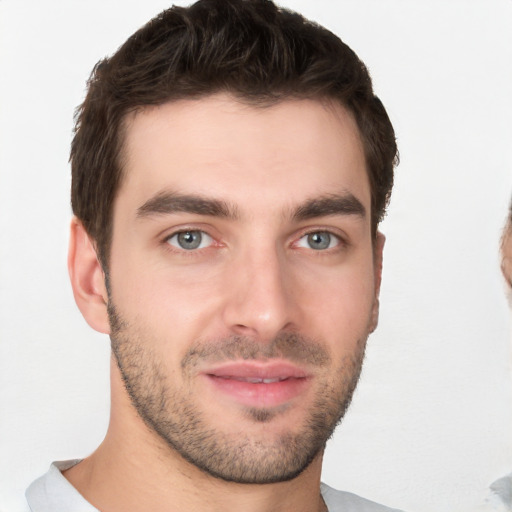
[1,1,511,511]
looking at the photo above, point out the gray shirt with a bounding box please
[26,460,404,512]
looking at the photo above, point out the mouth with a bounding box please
[201,361,310,409]
[220,376,291,383]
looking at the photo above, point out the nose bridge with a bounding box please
[223,239,295,340]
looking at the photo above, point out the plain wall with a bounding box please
[1,1,511,511]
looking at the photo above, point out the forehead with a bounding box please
[117,94,370,216]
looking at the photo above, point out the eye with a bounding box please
[297,231,340,251]
[166,230,213,250]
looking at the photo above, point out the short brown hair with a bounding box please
[71,0,398,267]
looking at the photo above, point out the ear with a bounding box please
[369,231,385,333]
[68,218,110,334]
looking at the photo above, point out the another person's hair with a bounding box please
[71,0,398,267]
[501,201,512,287]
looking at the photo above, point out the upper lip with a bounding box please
[201,361,310,381]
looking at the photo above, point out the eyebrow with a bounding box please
[136,191,239,219]
[136,190,365,223]
[292,193,366,221]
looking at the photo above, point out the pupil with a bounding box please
[178,231,201,249]
[308,232,330,250]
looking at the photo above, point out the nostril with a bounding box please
[231,323,258,336]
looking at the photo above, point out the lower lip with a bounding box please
[204,375,309,408]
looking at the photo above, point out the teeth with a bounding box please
[230,377,287,383]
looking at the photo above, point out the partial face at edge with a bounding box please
[502,213,512,287]
[105,94,383,483]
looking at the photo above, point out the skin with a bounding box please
[67,94,385,512]
[502,219,512,287]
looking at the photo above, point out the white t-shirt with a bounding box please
[26,460,404,512]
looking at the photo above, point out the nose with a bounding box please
[221,245,299,342]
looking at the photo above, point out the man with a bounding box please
[502,207,512,292]
[26,0,400,510]
[475,206,512,512]
[480,206,512,512]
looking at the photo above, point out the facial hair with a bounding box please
[108,301,367,484]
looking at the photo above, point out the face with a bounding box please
[502,217,512,287]
[106,94,382,483]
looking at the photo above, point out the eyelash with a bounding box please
[293,229,347,252]
[163,228,217,254]
[162,227,347,256]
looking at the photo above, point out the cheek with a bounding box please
[109,255,227,342]
[297,263,376,340]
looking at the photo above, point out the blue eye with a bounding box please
[297,231,339,250]
[167,230,213,250]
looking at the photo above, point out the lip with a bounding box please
[201,361,311,409]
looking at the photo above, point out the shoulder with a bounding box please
[480,473,512,511]
[25,461,98,512]
[321,483,406,512]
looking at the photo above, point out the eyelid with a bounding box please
[297,231,339,249]
[291,227,348,250]
[167,230,213,250]
[162,226,220,253]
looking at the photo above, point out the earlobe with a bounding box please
[369,231,385,333]
[68,218,110,334]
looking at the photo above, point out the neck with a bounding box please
[64,356,327,512]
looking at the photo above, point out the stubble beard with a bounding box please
[108,302,368,484]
